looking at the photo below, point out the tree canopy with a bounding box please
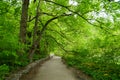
[0,0,120,80]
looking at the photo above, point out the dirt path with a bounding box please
[30,56,79,80]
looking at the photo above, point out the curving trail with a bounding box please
[31,56,79,80]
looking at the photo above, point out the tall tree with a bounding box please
[20,0,29,44]
[28,0,41,61]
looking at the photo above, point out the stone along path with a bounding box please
[30,56,79,80]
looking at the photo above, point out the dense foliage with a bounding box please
[0,0,120,80]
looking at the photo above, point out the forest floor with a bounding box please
[20,56,92,80]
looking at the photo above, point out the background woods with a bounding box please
[0,0,120,80]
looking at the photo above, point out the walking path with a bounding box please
[31,56,79,80]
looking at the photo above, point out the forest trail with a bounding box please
[30,56,79,80]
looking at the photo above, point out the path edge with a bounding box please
[6,56,50,80]
[62,59,93,80]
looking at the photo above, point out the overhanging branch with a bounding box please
[44,0,104,28]
[45,35,69,52]
[46,28,73,43]
[40,13,73,35]
[32,12,73,49]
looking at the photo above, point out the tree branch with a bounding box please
[46,28,73,43]
[30,13,73,52]
[40,13,73,35]
[28,16,36,22]
[45,35,69,52]
[44,0,103,28]
[44,0,71,9]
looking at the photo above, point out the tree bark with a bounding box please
[33,0,40,44]
[28,13,72,62]
[20,0,29,44]
[28,0,41,62]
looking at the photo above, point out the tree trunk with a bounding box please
[20,0,29,44]
[28,35,42,62]
[28,0,41,61]
[28,6,66,61]
[32,6,40,44]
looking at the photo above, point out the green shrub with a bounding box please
[63,52,120,80]
[0,64,9,80]
[0,51,18,66]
